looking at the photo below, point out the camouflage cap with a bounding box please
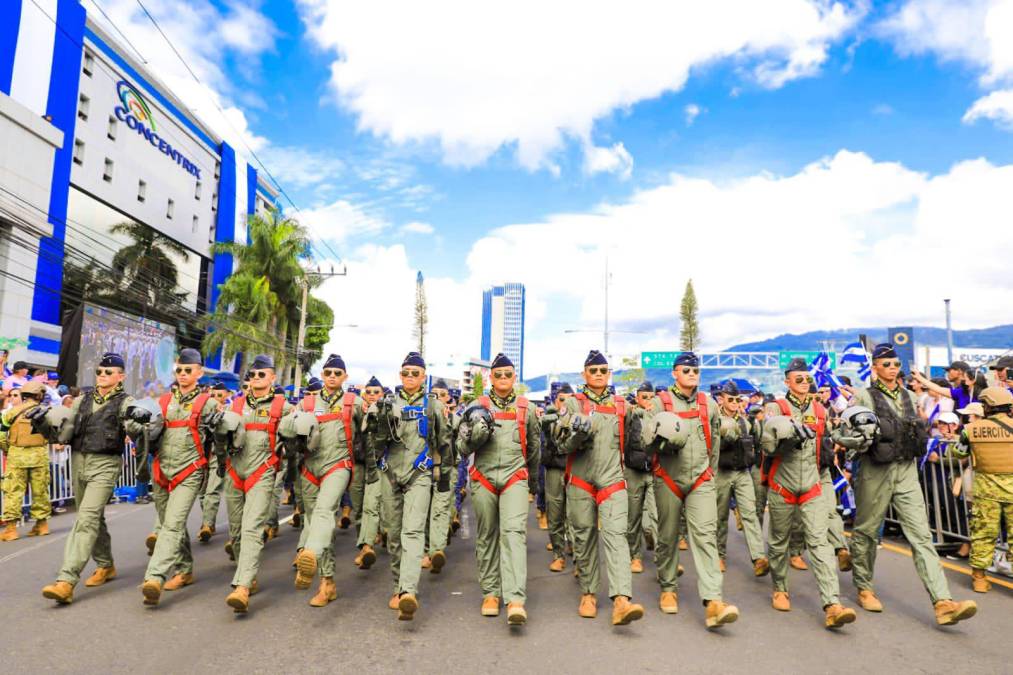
[979,387,1013,408]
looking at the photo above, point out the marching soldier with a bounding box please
[810,379,852,573]
[1,381,52,541]
[713,381,769,576]
[140,348,218,606]
[217,354,294,613]
[457,353,540,624]
[197,381,230,543]
[761,359,856,629]
[291,354,361,607]
[952,387,1013,593]
[846,344,977,625]
[646,352,738,628]
[625,382,657,574]
[422,378,454,572]
[553,350,644,626]
[368,352,451,621]
[349,376,384,570]
[41,353,144,604]
[542,383,573,572]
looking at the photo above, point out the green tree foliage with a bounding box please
[680,278,699,352]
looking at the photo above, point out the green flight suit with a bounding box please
[753,463,805,557]
[51,387,139,585]
[222,393,293,588]
[459,392,540,603]
[952,416,1013,571]
[646,388,723,601]
[543,466,568,559]
[1,401,51,522]
[715,413,765,563]
[145,388,218,582]
[820,467,848,552]
[201,451,224,529]
[374,388,450,595]
[761,396,840,606]
[624,465,653,562]
[294,388,360,579]
[849,383,951,603]
[558,387,634,599]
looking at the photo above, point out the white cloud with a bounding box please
[298,198,389,245]
[963,89,1013,127]
[297,0,864,172]
[400,221,435,235]
[583,143,633,179]
[684,103,705,126]
[872,103,894,115]
[258,146,346,188]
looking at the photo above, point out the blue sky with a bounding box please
[83,0,1013,383]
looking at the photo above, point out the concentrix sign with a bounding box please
[113,80,201,179]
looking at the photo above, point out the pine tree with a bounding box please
[679,279,699,352]
[414,271,428,356]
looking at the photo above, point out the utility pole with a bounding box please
[293,264,347,398]
[944,298,953,366]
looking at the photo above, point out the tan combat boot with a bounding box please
[659,591,679,615]
[1,522,19,542]
[226,586,250,613]
[357,544,376,569]
[421,555,432,569]
[537,510,548,530]
[578,594,597,618]
[430,550,446,574]
[451,515,461,533]
[145,533,157,556]
[678,564,685,577]
[42,580,74,604]
[263,526,278,541]
[790,555,808,570]
[772,591,791,612]
[28,520,49,537]
[397,593,419,621]
[225,540,235,561]
[972,569,992,593]
[824,604,857,629]
[705,600,739,629]
[934,599,977,626]
[679,537,688,551]
[198,524,214,543]
[507,602,527,625]
[548,557,566,572]
[84,566,117,587]
[837,548,853,572]
[295,549,317,590]
[309,577,336,607]
[753,558,770,577]
[857,589,883,612]
[481,595,501,617]
[612,596,644,626]
[630,558,644,574]
[719,558,727,573]
[388,593,400,610]
[141,579,162,606]
[339,505,352,529]
[250,579,259,595]
[163,572,195,591]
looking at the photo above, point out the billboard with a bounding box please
[888,326,915,373]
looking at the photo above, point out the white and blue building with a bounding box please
[480,282,525,381]
[0,0,278,369]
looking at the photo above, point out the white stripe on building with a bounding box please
[10,0,58,116]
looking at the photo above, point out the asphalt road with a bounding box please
[1,496,1009,674]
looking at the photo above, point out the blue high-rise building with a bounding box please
[480,283,525,381]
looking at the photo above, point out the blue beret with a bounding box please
[491,353,514,369]
[432,378,449,390]
[673,352,699,368]
[637,381,654,393]
[584,350,608,367]
[366,376,382,389]
[211,380,227,391]
[784,357,809,375]
[99,352,125,369]
[557,383,574,395]
[177,348,203,366]
[720,380,740,396]
[872,343,897,360]
[250,354,275,370]
[305,377,323,392]
[273,384,285,395]
[709,383,721,394]
[402,351,426,369]
[323,354,346,371]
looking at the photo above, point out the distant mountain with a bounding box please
[727,325,1013,352]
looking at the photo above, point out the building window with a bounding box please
[77,94,90,122]
[211,193,218,213]
[137,179,146,203]
[83,50,94,77]
[214,161,221,180]
[166,198,174,220]
[73,139,84,165]
[195,180,202,200]
[107,115,117,141]
[103,158,113,182]
[192,215,199,233]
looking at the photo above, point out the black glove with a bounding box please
[205,409,225,432]
[25,404,50,421]
[129,407,152,423]
[436,466,451,493]
[216,459,226,478]
[136,457,150,484]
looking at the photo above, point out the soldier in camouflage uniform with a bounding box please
[951,386,1013,593]
[1,380,51,540]
[41,353,145,604]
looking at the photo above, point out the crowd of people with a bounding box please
[1,343,1011,633]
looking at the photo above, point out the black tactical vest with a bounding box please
[867,387,926,465]
[72,393,128,455]
[540,430,568,470]
[718,416,755,471]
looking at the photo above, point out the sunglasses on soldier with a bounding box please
[174,366,193,375]
[323,368,344,377]
[878,360,901,368]
[679,367,700,375]
[400,369,422,378]
[250,371,270,379]
[491,369,514,379]
[586,367,609,375]
[364,387,382,396]
[95,368,118,376]
[792,375,814,385]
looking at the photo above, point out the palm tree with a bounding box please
[109,221,191,316]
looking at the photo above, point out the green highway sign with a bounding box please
[641,351,683,368]
[778,351,836,371]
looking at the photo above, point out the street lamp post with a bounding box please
[944,298,953,366]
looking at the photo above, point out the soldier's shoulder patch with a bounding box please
[183,403,192,412]
[257,408,270,418]
[803,414,817,425]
